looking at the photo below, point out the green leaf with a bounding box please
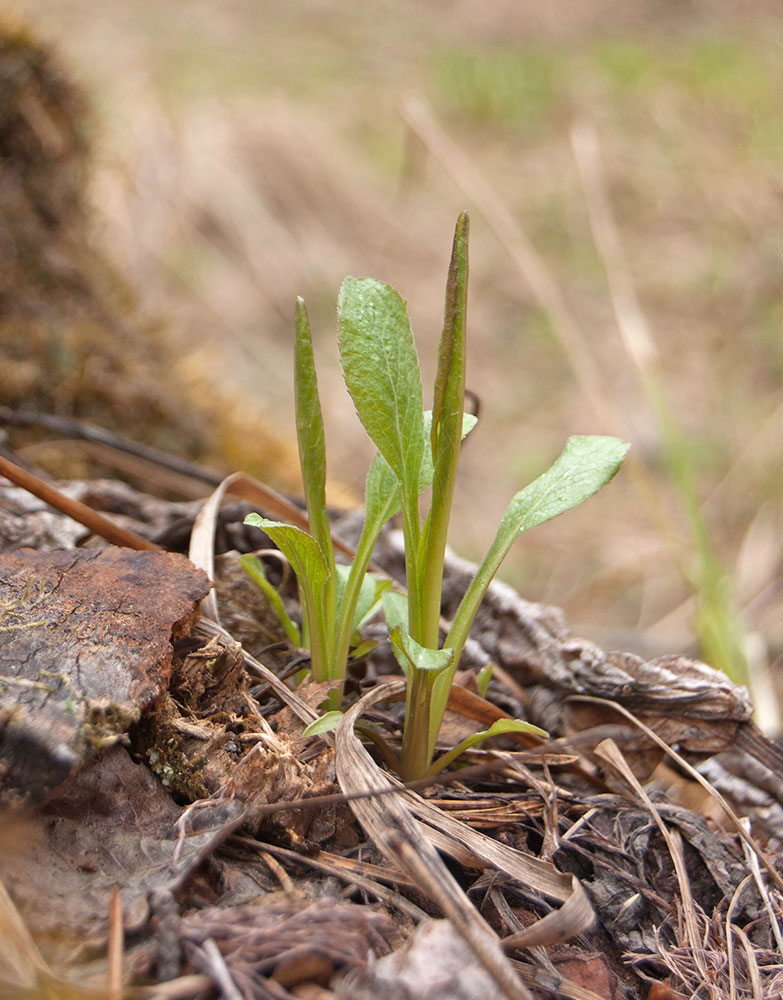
[348,637,378,660]
[389,626,453,680]
[239,553,301,646]
[244,515,334,680]
[420,212,470,646]
[476,663,493,698]
[428,717,549,775]
[361,411,477,539]
[496,435,630,538]
[392,627,455,781]
[446,435,629,663]
[302,711,343,737]
[382,590,409,637]
[294,298,335,578]
[334,564,390,632]
[338,277,426,502]
[431,212,469,458]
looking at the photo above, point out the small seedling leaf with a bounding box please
[389,626,453,678]
[239,553,301,646]
[243,514,334,679]
[335,564,390,632]
[428,717,548,774]
[302,711,343,737]
[476,663,493,697]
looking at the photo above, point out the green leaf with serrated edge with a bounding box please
[437,435,629,741]
[244,515,334,681]
[419,212,470,647]
[239,553,301,646]
[428,718,549,776]
[302,711,343,738]
[294,298,335,580]
[338,278,426,505]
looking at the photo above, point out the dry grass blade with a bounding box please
[335,681,534,1000]
[397,761,595,941]
[0,878,53,992]
[189,471,308,621]
[570,122,658,375]
[512,960,613,1000]
[570,695,783,895]
[0,405,225,497]
[335,682,598,982]
[0,452,160,551]
[236,838,427,922]
[18,438,214,499]
[107,885,123,1000]
[199,938,243,1000]
[726,874,754,1000]
[593,739,711,991]
[728,924,763,1000]
[144,975,212,1000]
[738,817,783,953]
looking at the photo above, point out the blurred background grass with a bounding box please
[14,0,782,710]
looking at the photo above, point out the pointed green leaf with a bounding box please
[496,435,630,539]
[361,411,477,543]
[334,564,390,632]
[338,277,426,516]
[428,717,549,775]
[348,637,378,660]
[239,553,301,646]
[294,298,334,575]
[302,711,343,737]
[244,516,330,591]
[431,212,469,456]
[445,435,629,664]
[243,514,334,680]
[421,212,470,646]
[476,663,493,698]
[479,718,548,739]
[389,626,453,678]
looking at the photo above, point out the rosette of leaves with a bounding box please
[246,213,629,780]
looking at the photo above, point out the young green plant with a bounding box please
[246,213,629,779]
